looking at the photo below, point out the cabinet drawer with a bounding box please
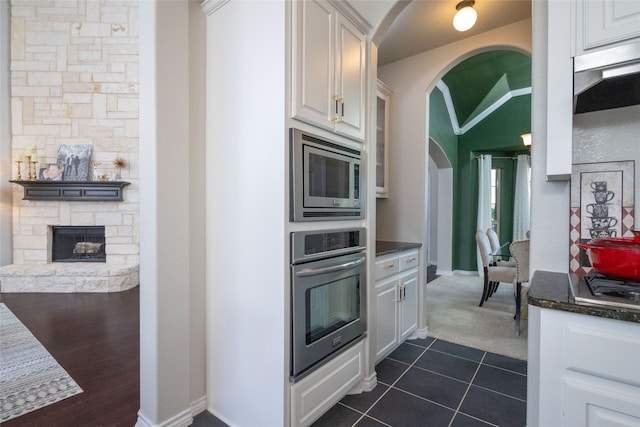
[375,255,399,280]
[399,251,419,272]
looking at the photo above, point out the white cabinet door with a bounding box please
[291,0,334,132]
[334,14,366,141]
[399,269,418,342]
[563,377,640,427]
[576,0,640,54]
[375,276,399,362]
[291,0,366,141]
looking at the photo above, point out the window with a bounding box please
[490,168,501,233]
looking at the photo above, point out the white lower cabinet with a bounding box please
[290,340,364,427]
[374,249,419,363]
[528,306,640,427]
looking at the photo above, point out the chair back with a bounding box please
[509,240,530,282]
[475,230,492,268]
[486,228,501,263]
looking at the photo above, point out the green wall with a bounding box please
[453,95,531,271]
[430,92,531,272]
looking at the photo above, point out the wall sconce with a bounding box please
[521,133,532,147]
[453,0,477,32]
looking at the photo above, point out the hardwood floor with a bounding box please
[0,287,139,427]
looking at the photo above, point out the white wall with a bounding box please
[188,0,207,410]
[0,0,11,268]
[204,2,287,426]
[530,0,570,275]
[138,1,194,425]
[377,19,532,271]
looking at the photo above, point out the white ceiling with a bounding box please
[377,0,532,66]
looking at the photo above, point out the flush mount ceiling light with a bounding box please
[453,0,477,32]
[521,133,532,147]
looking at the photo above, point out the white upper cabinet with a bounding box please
[574,0,640,55]
[291,0,367,142]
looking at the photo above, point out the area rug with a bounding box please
[0,303,82,422]
[425,274,528,360]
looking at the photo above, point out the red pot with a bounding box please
[578,233,640,281]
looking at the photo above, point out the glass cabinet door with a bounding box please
[376,80,392,198]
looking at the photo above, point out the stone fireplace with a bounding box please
[0,0,140,293]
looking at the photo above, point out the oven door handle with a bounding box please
[295,256,365,277]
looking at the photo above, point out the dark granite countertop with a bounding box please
[376,241,422,257]
[528,270,640,323]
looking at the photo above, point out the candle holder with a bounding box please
[30,161,38,181]
[23,155,37,180]
[15,160,22,180]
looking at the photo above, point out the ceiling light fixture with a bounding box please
[521,133,532,147]
[453,0,477,32]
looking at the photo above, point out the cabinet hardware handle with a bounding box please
[296,256,365,277]
[332,95,340,122]
[382,263,395,269]
[338,98,345,123]
[406,257,416,262]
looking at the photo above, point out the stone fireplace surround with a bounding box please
[2,0,141,293]
[0,186,140,293]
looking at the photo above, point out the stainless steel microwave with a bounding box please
[290,128,364,221]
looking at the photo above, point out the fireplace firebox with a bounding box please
[52,226,106,263]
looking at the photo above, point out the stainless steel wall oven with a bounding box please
[290,128,364,221]
[290,228,366,380]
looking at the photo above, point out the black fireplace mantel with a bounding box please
[10,180,130,201]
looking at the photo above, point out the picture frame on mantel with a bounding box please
[38,163,64,181]
[570,160,635,275]
[57,144,92,181]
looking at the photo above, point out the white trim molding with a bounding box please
[136,408,192,427]
[435,80,532,135]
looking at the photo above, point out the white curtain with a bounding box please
[513,154,531,241]
[476,154,492,276]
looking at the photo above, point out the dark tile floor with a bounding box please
[194,337,527,427]
[310,338,527,427]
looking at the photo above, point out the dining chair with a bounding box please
[486,228,516,267]
[509,239,530,335]
[476,230,517,307]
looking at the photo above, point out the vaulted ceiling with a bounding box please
[440,50,531,130]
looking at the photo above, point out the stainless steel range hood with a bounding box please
[574,42,640,114]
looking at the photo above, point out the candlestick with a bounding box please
[15,160,22,180]
[30,161,38,180]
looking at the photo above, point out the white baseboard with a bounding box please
[414,326,428,339]
[136,408,192,427]
[135,396,206,427]
[452,269,479,276]
[346,372,377,394]
[191,395,207,417]
[435,269,453,276]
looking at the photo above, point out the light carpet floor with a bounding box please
[425,274,528,360]
[0,303,82,422]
